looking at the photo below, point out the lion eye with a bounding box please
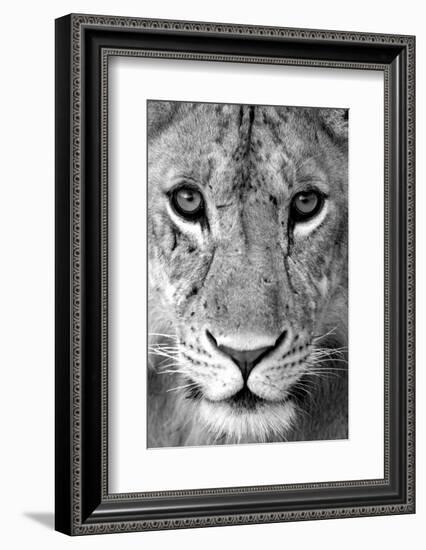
[291,190,323,221]
[170,186,204,221]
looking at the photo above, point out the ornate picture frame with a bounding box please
[55,13,415,535]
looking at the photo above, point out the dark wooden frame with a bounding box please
[55,13,415,535]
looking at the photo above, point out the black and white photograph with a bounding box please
[147,100,348,448]
[0,0,422,546]
[50,7,416,540]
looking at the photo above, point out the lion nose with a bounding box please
[217,345,272,381]
[206,329,288,382]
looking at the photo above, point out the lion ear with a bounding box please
[319,108,348,143]
[147,101,180,140]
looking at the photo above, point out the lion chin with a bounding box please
[195,393,297,444]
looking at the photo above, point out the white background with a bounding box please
[109,58,384,493]
[0,0,423,549]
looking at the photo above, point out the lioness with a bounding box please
[147,101,348,447]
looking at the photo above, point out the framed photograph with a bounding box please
[55,14,415,535]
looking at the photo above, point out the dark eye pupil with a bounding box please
[171,186,204,219]
[295,192,318,213]
[292,191,322,220]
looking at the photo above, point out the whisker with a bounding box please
[148,349,178,361]
[148,332,178,340]
[292,381,317,405]
[148,349,180,357]
[307,358,348,366]
[306,364,348,372]
[158,369,191,376]
[166,382,198,393]
[156,360,182,369]
[313,325,339,342]
[149,344,181,349]
[310,347,347,357]
[303,371,342,379]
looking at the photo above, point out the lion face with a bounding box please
[148,102,348,443]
